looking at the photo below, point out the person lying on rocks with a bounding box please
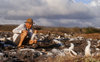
[12,18,37,47]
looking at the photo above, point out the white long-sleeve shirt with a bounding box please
[12,24,36,42]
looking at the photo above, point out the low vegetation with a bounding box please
[0,25,100,34]
[1,25,100,62]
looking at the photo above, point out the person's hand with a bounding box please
[29,40,34,44]
[33,40,37,44]
[29,40,37,44]
[34,30,37,34]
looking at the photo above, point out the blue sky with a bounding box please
[75,0,92,4]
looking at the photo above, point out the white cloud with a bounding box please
[3,0,90,17]
[0,0,100,27]
[0,17,24,25]
[89,0,100,7]
[34,18,94,27]
[35,18,53,26]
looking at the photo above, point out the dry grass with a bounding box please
[53,56,100,62]
[36,55,100,62]
[1,25,100,34]
[0,25,17,32]
[75,33,100,39]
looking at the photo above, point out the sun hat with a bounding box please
[25,18,35,24]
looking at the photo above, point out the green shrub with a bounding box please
[83,27,100,34]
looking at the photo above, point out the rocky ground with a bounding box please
[0,32,100,62]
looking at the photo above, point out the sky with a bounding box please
[75,0,92,3]
[0,0,100,27]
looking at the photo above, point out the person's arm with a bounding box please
[29,30,37,44]
[31,30,37,40]
[12,24,24,34]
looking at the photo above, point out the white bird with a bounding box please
[62,48,69,55]
[70,50,77,56]
[77,36,84,40]
[97,40,100,44]
[85,41,91,57]
[69,43,77,56]
[45,34,49,37]
[0,53,3,56]
[53,39,62,44]
[46,52,53,56]
[69,43,74,51]
[57,36,61,39]
[58,51,65,57]
[0,37,6,41]
[62,43,77,56]
[39,33,43,36]
[19,48,35,52]
[51,48,65,57]
[0,53,4,60]
[69,38,76,41]
[7,37,12,41]
[51,48,59,54]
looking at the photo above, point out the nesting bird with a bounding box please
[19,48,35,52]
[68,43,77,56]
[0,53,4,60]
[62,43,77,57]
[85,41,91,57]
